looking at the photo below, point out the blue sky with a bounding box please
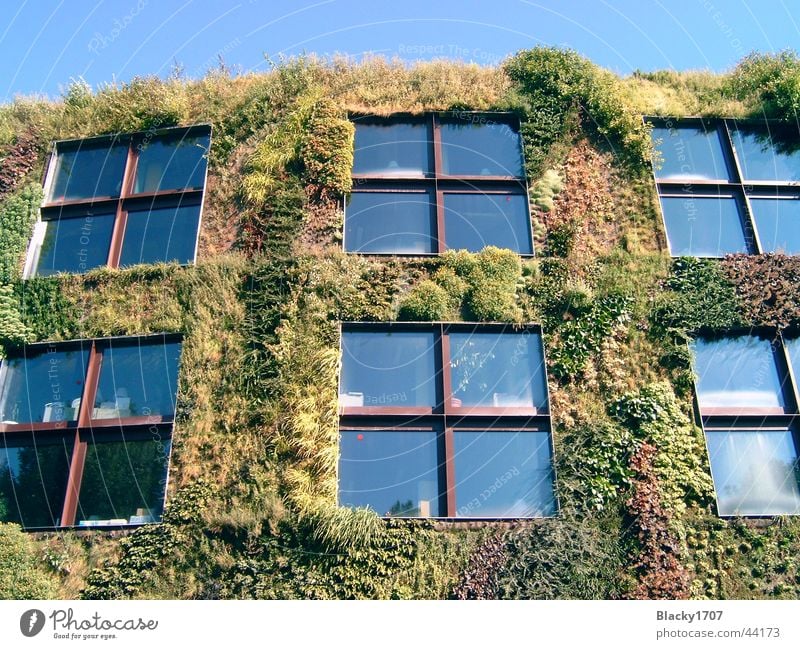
[1,0,798,101]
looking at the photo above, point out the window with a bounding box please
[0,334,181,529]
[346,113,533,255]
[690,331,800,516]
[647,117,800,257]
[25,125,211,277]
[337,323,557,519]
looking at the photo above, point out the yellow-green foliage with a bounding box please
[530,169,563,212]
[440,247,523,322]
[0,523,58,598]
[398,280,452,321]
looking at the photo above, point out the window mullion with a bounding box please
[107,143,138,268]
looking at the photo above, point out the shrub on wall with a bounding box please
[725,51,800,118]
[0,523,58,599]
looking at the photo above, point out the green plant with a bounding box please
[398,280,452,320]
[0,523,58,599]
[725,51,800,118]
[530,168,563,212]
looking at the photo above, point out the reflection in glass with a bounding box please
[707,429,800,516]
[344,192,436,253]
[353,123,431,176]
[750,198,800,255]
[440,122,524,177]
[76,436,170,525]
[730,124,800,182]
[35,214,115,276]
[0,434,73,528]
[48,142,128,202]
[443,193,532,253]
[650,125,732,181]
[133,134,210,194]
[94,340,182,420]
[454,431,555,517]
[340,331,438,408]
[338,430,442,516]
[449,332,547,411]
[119,204,200,266]
[691,336,786,410]
[660,195,748,257]
[0,347,89,424]
[786,338,800,379]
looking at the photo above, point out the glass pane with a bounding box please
[440,121,524,177]
[119,204,200,266]
[338,430,442,516]
[750,198,800,255]
[344,192,436,253]
[454,431,555,517]
[94,340,182,420]
[133,133,210,193]
[35,214,115,276]
[0,434,73,528]
[707,429,800,516]
[650,124,733,181]
[691,336,786,410]
[0,347,89,424]
[730,123,800,182]
[76,436,171,525]
[449,332,547,411]
[660,195,748,257]
[48,142,128,202]
[340,331,438,408]
[352,122,431,176]
[443,193,532,253]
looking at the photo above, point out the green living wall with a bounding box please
[1,49,800,599]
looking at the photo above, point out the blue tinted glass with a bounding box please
[440,122,524,177]
[345,192,436,253]
[134,134,210,193]
[730,124,800,182]
[750,198,800,255]
[0,434,73,528]
[338,430,442,516]
[119,204,200,266]
[443,193,532,253]
[76,436,171,526]
[49,142,128,202]
[650,124,732,181]
[36,214,115,276]
[0,347,89,424]
[661,196,748,257]
[94,340,182,420]
[454,431,555,517]
[353,123,431,176]
[786,338,800,379]
[707,429,800,516]
[449,332,547,411]
[691,336,786,410]
[340,331,438,408]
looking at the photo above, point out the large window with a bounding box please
[337,323,557,519]
[690,331,800,516]
[24,125,210,277]
[346,113,533,255]
[647,117,800,257]
[0,334,181,529]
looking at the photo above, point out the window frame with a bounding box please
[24,124,211,278]
[646,116,800,258]
[337,321,558,520]
[0,332,181,530]
[690,327,800,518]
[346,112,534,257]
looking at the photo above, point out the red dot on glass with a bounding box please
[357,434,364,441]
